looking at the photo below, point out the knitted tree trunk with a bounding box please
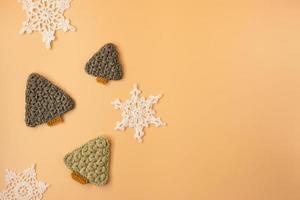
[47,116,64,126]
[71,171,89,184]
[96,77,109,84]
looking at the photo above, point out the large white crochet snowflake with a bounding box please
[19,0,75,49]
[0,165,49,200]
[112,84,166,143]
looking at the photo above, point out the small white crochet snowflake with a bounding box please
[19,0,75,49]
[112,84,166,143]
[0,164,49,200]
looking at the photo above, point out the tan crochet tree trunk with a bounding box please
[71,171,89,184]
[47,116,63,126]
[96,77,108,84]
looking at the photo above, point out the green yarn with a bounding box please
[85,43,123,81]
[64,136,110,186]
[25,73,75,127]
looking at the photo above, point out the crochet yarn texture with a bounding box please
[25,73,75,127]
[64,137,110,186]
[85,43,123,82]
[18,0,76,49]
[112,84,166,143]
[0,164,49,200]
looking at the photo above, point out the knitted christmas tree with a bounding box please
[25,73,75,127]
[64,137,110,186]
[85,43,123,84]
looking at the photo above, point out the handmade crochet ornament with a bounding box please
[0,164,49,200]
[64,136,110,186]
[25,73,75,127]
[19,0,76,49]
[85,43,123,84]
[112,84,166,143]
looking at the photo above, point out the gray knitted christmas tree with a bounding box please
[85,43,123,84]
[64,137,110,186]
[25,73,75,127]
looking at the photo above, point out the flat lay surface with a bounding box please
[0,0,300,199]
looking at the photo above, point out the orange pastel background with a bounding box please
[1,0,300,199]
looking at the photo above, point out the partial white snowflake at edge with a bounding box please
[112,84,166,143]
[0,164,49,200]
[19,0,76,49]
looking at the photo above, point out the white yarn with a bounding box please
[0,164,49,200]
[112,84,166,143]
[19,0,75,49]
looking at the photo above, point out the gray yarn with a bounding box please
[25,73,75,127]
[85,43,123,80]
[64,136,110,186]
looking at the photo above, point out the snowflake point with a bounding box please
[138,138,143,143]
[31,163,36,169]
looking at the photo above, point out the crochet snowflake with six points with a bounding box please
[19,0,75,49]
[0,165,49,200]
[112,84,166,143]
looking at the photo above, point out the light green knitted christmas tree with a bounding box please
[64,137,110,186]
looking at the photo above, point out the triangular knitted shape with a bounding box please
[25,73,75,127]
[85,43,123,82]
[64,137,110,186]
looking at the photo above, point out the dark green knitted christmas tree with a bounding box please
[25,73,75,127]
[85,43,123,84]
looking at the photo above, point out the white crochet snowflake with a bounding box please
[0,165,49,200]
[112,84,166,143]
[19,0,75,49]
